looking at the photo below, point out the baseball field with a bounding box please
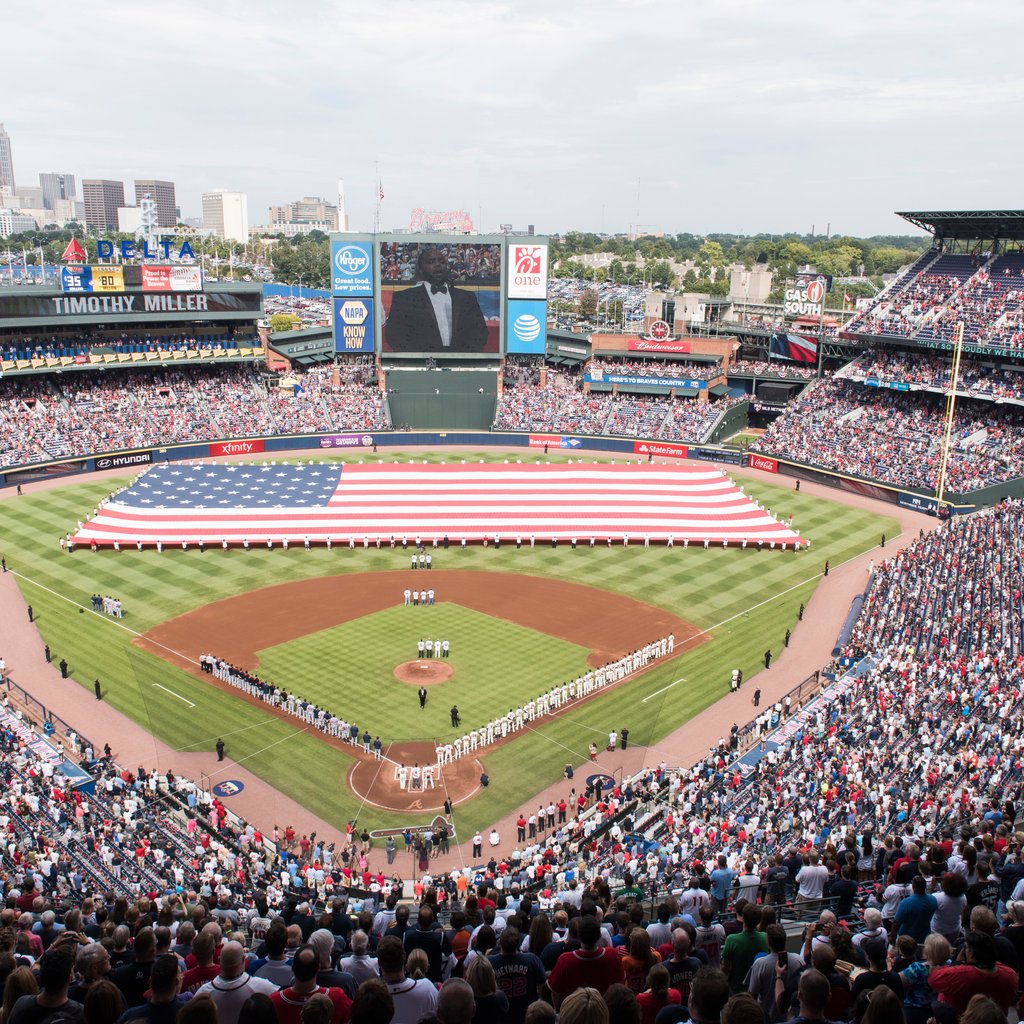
[0,449,898,836]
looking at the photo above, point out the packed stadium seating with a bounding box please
[837,350,1024,403]
[845,248,1024,352]
[585,358,722,382]
[728,360,817,381]
[493,367,739,443]
[4,499,1024,1022]
[752,378,1024,493]
[0,365,388,469]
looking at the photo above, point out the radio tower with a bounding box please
[136,193,160,255]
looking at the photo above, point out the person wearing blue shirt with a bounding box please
[895,875,938,943]
[710,856,736,906]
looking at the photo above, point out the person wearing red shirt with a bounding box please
[548,916,625,1009]
[271,945,352,1024]
[928,931,1018,1016]
[636,965,682,1024]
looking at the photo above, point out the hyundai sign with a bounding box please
[331,242,373,296]
[506,299,547,354]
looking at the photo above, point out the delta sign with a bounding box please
[61,237,196,263]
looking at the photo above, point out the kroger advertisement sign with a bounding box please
[331,242,373,296]
[333,298,375,353]
[506,299,547,354]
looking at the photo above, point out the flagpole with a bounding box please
[374,161,381,234]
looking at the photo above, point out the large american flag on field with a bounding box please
[71,462,804,546]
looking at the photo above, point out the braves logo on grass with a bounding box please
[368,815,453,839]
[212,780,245,797]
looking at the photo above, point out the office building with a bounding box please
[82,179,126,232]
[268,196,338,231]
[134,179,177,227]
[39,173,77,210]
[0,124,13,190]
[202,189,249,243]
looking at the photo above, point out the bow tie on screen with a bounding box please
[430,284,448,295]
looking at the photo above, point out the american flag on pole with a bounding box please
[72,462,804,547]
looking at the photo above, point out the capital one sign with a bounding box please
[507,244,548,299]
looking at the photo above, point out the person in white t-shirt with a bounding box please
[377,935,438,1024]
[795,849,829,906]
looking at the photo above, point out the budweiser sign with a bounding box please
[748,454,778,473]
[627,338,691,354]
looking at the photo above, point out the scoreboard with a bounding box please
[61,266,124,293]
[60,265,202,293]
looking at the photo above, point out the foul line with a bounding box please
[642,676,687,703]
[152,683,195,708]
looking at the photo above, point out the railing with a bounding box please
[2,675,95,758]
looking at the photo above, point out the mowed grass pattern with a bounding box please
[0,451,898,834]
[256,603,591,742]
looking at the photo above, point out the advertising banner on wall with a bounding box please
[507,244,548,299]
[333,298,375,353]
[141,266,202,292]
[506,299,547,354]
[94,451,153,471]
[748,454,778,473]
[633,440,688,459]
[319,434,375,449]
[331,241,374,296]
[626,338,692,353]
[209,439,266,457]
[586,373,708,390]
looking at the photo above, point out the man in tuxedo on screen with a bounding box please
[383,244,489,352]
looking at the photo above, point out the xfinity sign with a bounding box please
[507,244,548,299]
[331,241,373,296]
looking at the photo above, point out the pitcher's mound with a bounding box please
[394,660,453,685]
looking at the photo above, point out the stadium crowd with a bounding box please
[846,250,1024,352]
[380,244,501,285]
[0,328,258,362]
[4,498,1024,1021]
[728,362,816,382]
[0,365,388,469]
[752,379,1024,493]
[493,369,739,443]
[585,360,721,383]
[837,351,1024,404]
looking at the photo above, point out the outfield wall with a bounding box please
[0,429,1005,514]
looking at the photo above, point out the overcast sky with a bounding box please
[5,0,1020,238]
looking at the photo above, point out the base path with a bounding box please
[0,446,935,876]
[136,570,698,672]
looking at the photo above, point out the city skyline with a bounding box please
[4,0,1022,238]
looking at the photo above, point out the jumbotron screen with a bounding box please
[379,241,501,355]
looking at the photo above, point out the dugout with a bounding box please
[384,363,498,430]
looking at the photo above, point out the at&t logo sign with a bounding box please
[513,312,541,343]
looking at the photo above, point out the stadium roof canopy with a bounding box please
[896,210,1024,241]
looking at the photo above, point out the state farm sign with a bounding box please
[507,245,548,299]
[633,440,688,459]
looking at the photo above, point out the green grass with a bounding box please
[723,431,761,449]
[0,450,898,835]
[256,603,590,742]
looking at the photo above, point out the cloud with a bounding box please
[4,0,1023,235]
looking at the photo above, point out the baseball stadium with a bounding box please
[1,211,1023,1019]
